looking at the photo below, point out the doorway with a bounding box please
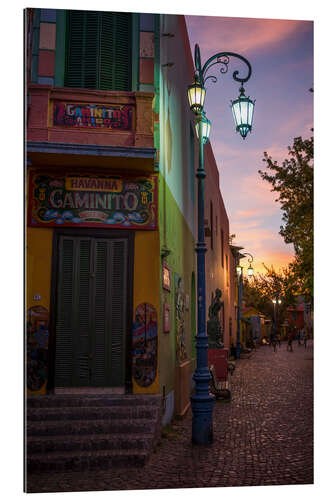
[49,230,133,390]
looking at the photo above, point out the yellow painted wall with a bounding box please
[132,230,160,394]
[26,227,53,312]
[26,227,53,395]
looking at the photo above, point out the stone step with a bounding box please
[27,418,157,437]
[27,405,160,422]
[27,449,149,473]
[27,394,162,409]
[27,432,155,454]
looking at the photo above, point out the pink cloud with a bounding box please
[186,16,309,56]
[234,209,261,218]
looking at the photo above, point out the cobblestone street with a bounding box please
[26,341,313,493]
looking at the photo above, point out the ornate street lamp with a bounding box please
[188,44,255,445]
[272,297,282,330]
[236,252,254,359]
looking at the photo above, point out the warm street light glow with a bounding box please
[195,111,211,144]
[231,86,255,139]
[247,263,254,276]
[272,299,277,304]
[278,299,282,304]
[187,82,206,114]
[236,264,242,277]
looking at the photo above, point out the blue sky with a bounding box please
[185,15,313,273]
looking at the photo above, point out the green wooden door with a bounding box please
[55,236,128,387]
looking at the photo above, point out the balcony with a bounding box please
[26,85,156,171]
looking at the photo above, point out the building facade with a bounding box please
[25,8,235,424]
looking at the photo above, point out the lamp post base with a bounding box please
[191,393,215,445]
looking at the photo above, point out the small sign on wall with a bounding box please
[162,260,171,292]
[163,303,171,333]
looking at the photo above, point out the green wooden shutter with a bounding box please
[65,10,132,90]
[55,237,75,386]
[109,239,128,386]
[91,239,108,386]
[74,238,92,385]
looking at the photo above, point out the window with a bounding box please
[65,10,132,91]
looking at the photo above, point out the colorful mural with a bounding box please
[132,303,158,387]
[26,306,49,393]
[28,173,158,229]
[53,101,133,130]
[175,274,187,363]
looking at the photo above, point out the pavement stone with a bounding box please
[26,340,313,492]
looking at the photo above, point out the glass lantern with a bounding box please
[231,86,255,139]
[188,81,206,114]
[195,111,211,144]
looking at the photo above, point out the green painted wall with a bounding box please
[158,177,196,395]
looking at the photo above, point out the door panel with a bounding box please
[55,237,75,386]
[55,235,128,387]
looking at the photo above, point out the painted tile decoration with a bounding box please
[132,303,158,387]
[139,13,155,31]
[140,59,154,84]
[140,32,155,58]
[28,173,158,230]
[39,23,56,50]
[26,306,49,394]
[38,50,55,77]
[40,8,57,22]
[37,77,54,85]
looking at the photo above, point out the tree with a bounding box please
[259,135,313,298]
[242,263,301,323]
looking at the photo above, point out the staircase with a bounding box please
[26,394,162,472]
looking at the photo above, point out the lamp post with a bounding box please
[235,253,254,359]
[187,44,255,445]
[272,297,282,331]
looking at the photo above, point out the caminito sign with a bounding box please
[28,173,158,229]
[53,101,133,130]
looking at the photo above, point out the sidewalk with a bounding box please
[26,341,313,492]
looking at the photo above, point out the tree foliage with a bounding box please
[259,135,313,298]
[243,263,302,323]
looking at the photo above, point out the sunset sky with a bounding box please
[185,15,313,275]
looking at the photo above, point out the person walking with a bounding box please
[298,329,302,347]
[304,332,308,349]
[287,330,294,352]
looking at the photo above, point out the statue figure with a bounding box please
[207,288,224,348]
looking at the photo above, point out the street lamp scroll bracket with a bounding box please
[194,43,252,87]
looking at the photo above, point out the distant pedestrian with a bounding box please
[304,333,308,349]
[287,331,294,352]
[298,330,302,347]
[277,333,281,348]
